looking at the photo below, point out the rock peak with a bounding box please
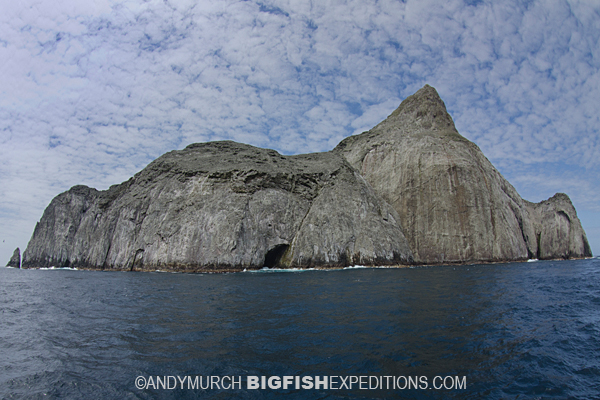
[386,84,456,132]
[414,83,439,98]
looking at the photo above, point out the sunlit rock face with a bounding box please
[335,85,591,263]
[22,85,591,271]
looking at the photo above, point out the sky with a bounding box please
[1,0,599,264]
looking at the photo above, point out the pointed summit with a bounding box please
[386,84,456,132]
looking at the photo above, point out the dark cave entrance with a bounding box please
[131,249,144,271]
[263,244,289,269]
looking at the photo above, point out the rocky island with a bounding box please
[17,85,592,272]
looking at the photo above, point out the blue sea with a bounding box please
[1,259,600,399]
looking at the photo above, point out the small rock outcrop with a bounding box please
[7,248,20,268]
[22,142,412,271]
[334,85,591,263]
[21,85,591,271]
[525,193,592,260]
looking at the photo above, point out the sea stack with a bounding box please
[21,85,592,271]
[7,248,20,268]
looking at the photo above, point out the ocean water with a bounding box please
[1,259,599,399]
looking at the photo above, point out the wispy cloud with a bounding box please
[1,0,599,262]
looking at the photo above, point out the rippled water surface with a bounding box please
[1,259,600,399]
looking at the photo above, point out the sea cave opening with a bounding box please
[263,244,289,269]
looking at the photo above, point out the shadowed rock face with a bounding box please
[22,85,591,271]
[335,85,591,263]
[7,248,20,268]
[22,141,412,271]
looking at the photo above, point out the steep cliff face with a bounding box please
[335,85,591,263]
[22,141,412,271]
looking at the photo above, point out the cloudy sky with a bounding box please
[1,0,599,263]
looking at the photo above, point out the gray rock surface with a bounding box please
[7,248,20,268]
[22,141,413,271]
[334,84,592,263]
